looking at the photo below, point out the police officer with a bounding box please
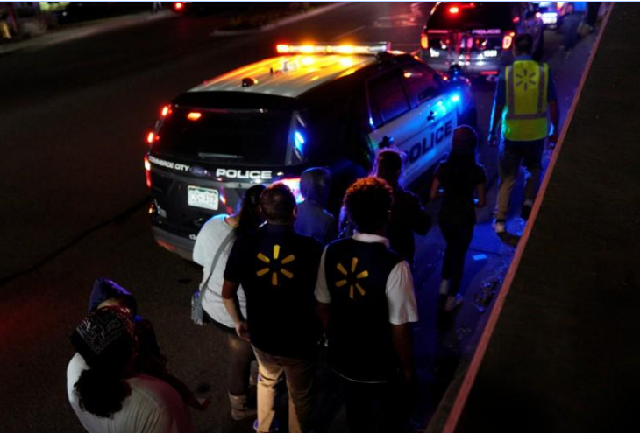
[488,33,559,235]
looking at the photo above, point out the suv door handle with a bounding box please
[427,111,436,122]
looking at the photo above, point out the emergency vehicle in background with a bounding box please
[421,2,545,77]
[144,43,476,259]
[534,2,567,29]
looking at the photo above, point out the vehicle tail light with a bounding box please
[277,178,303,203]
[420,32,429,50]
[502,31,515,50]
[146,132,155,145]
[449,6,460,15]
[174,2,183,11]
[160,105,172,117]
[144,156,152,188]
[187,112,202,121]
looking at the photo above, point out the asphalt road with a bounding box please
[0,3,594,432]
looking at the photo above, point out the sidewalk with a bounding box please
[0,10,175,55]
[431,3,640,433]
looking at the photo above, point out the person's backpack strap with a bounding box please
[200,229,236,293]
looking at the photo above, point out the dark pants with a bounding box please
[586,2,601,27]
[496,139,545,221]
[341,376,410,433]
[211,318,255,395]
[440,221,474,296]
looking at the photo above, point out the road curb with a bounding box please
[211,3,347,37]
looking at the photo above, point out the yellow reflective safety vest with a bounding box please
[502,60,549,141]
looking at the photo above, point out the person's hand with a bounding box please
[235,321,251,342]
[487,132,498,147]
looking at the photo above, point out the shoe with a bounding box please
[521,200,533,221]
[253,418,279,432]
[493,220,507,235]
[229,393,257,421]
[444,294,464,312]
[439,279,451,296]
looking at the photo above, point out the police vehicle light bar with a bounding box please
[276,43,390,55]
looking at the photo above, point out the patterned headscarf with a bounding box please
[71,306,136,361]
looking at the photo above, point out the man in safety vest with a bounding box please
[488,33,559,235]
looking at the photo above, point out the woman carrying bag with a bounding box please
[193,184,266,420]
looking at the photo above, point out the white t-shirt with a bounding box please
[315,233,418,325]
[67,353,194,433]
[193,214,246,328]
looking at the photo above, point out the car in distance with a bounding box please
[144,43,476,259]
[420,2,545,77]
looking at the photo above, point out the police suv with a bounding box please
[145,43,476,259]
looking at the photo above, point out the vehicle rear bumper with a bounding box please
[152,225,195,261]
[425,56,507,75]
[422,52,514,75]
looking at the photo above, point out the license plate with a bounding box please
[187,186,218,211]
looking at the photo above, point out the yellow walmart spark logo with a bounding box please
[256,244,295,286]
[336,257,369,299]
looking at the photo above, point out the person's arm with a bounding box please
[488,72,506,146]
[222,280,249,341]
[548,100,560,146]
[386,261,418,382]
[547,73,560,146]
[222,239,250,341]
[475,183,487,208]
[430,176,442,201]
[391,323,415,382]
[315,249,331,333]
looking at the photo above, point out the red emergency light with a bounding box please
[502,31,515,50]
[174,2,183,11]
[449,6,460,14]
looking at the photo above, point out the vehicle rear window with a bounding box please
[155,93,294,165]
[428,3,513,31]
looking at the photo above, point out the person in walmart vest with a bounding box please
[316,178,418,433]
[488,33,560,235]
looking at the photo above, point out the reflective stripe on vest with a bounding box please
[503,60,549,141]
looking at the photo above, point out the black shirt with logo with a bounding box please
[225,224,323,359]
[324,238,403,382]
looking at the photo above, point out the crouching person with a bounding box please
[316,178,419,433]
[67,307,195,433]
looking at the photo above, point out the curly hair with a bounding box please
[344,177,394,234]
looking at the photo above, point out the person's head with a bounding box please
[343,177,394,235]
[374,149,404,187]
[260,183,297,225]
[514,33,533,56]
[88,278,138,315]
[70,307,138,417]
[300,167,332,206]
[451,125,478,159]
[237,184,267,235]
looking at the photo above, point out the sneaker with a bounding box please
[493,220,507,235]
[521,200,533,221]
[439,279,451,296]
